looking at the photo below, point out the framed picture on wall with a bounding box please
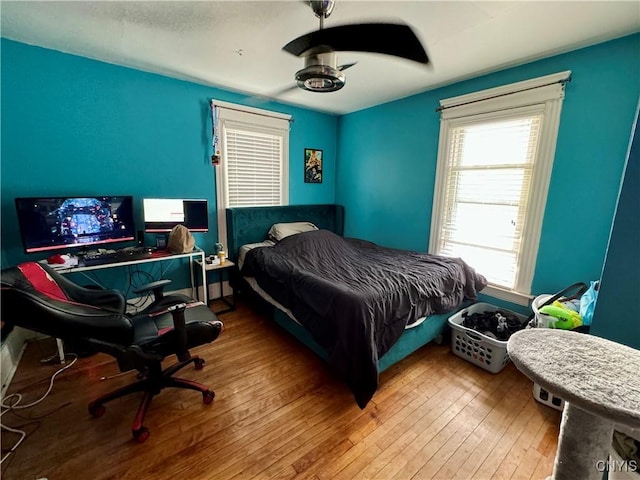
[304,148,323,183]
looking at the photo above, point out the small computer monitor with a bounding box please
[15,196,136,253]
[143,198,208,233]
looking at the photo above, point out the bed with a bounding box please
[226,204,487,408]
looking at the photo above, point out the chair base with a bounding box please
[88,355,214,442]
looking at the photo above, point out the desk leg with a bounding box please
[550,402,613,480]
[192,258,200,302]
[200,254,207,304]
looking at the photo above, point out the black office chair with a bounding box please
[0,261,223,442]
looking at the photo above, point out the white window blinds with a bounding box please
[224,127,283,207]
[214,103,290,208]
[438,113,541,288]
[430,71,570,301]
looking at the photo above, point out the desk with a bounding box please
[507,329,640,480]
[51,248,207,303]
[194,259,235,315]
[48,248,207,363]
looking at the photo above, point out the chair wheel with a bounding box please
[203,390,215,405]
[89,404,106,418]
[133,426,150,443]
[194,358,205,370]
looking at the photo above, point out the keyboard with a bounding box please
[83,248,152,266]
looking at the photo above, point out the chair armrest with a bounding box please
[167,303,190,362]
[147,301,205,317]
[150,302,198,361]
[133,279,172,301]
[146,302,207,361]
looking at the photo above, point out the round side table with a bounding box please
[507,328,640,480]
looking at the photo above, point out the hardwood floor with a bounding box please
[1,299,561,479]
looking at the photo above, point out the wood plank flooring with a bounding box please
[1,299,561,479]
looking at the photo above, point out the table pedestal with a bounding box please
[551,403,613,480]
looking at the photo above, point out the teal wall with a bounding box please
[336,34,640,299]
[3,33,639,331]
[590,104,640,349]
[1,39,338,278]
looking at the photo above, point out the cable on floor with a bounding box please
[0,353,78,465]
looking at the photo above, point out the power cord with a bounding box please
[125,266,156,312]
[0,353,78,465]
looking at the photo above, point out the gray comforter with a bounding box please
[241,229,487,407]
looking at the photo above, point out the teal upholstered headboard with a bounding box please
[226,204,344,261]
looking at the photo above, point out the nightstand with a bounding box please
[194,258,236,314]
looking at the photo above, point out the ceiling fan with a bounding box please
[282,0,430,93]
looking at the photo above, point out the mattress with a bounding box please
[240,241,428,331]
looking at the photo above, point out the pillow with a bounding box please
[268,222,318,242]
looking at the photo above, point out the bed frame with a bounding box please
[226,204,460,373]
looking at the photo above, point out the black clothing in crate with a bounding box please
[461,309,527,341]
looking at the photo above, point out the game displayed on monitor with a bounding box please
[143,198,208,232]
[15,196,136,253]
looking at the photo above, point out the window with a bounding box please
[430,71,570,304]
[224,127,285,207]
[212,100,291,245]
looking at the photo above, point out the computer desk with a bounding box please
[46,247,207,363]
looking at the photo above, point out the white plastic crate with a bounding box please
[448,302,527,374]
[533,382,565,411]
[531,294,557,328]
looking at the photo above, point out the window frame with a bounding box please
[429,71,570,305]
[212,101,291,248]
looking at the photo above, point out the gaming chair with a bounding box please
[0,261,223,442]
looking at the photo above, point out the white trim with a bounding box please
[214,103,290,249]
[428,121,451,253]
[439,70,571,118]
[481,285,533,307]
[515,97,563,294]
[214,160,227,251]
[211,99,292,122]
[430,71,569,296]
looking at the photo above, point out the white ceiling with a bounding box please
[2,1,639,115]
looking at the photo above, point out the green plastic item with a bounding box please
[539,305,582,329]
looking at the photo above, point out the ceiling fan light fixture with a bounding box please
[295,64,345,92]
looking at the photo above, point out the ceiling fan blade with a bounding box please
[282,23,429,64]
[268,84,300,97]
[338,62,357,71]
[246,84,299,107]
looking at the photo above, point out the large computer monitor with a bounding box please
[15,196,136,253]
[143,198,209,233]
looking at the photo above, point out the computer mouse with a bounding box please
[47,254,66,264]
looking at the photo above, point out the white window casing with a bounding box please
[430,71,570,305]
[212,101,291,250]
